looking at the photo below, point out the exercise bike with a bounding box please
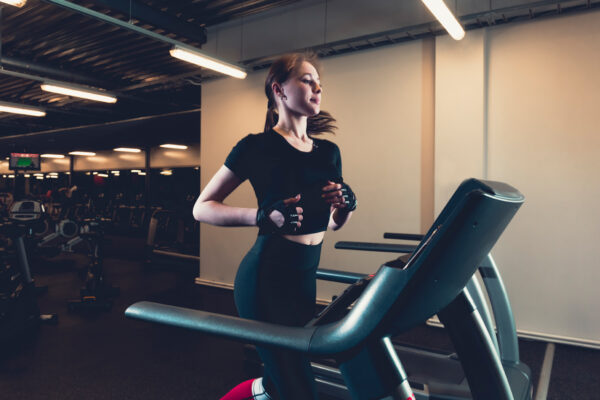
[0,218,58,352]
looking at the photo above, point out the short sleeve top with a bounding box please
[225,129,342,235]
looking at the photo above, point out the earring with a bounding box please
[280,94,287,101]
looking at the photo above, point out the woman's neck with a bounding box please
[274,114,308,141]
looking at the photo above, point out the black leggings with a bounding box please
[234,234,322,400]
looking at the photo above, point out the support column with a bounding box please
[144,147,151,211]
[69,155,74,187]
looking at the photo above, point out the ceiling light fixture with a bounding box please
[114,148,141,153]
[41,82,117,103]
[41,154,65,158]
[69,151,96,156]
[160,144,188,150]
[0,101,46,117]
[0,0,27,8]
[421,0,465,40]
[170,46,247,79]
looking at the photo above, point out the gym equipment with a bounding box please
[10,200,83,256]
[67,217,119,312]
[125,178,525,400]
[8,199,119,312]
[310,240,531,400]
[145,209,199,266]
[0,218,58,348]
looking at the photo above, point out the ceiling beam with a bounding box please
[86,0,207,45]
[40,0,245,77]
[0,56,109,88]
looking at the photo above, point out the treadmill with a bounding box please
[312,243,531,400]
[126,178,526,400]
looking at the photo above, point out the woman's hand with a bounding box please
[322,180,357,211]
[268,194,304,229]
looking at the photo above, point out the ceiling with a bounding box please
[0,0,301,153]
[0,0,598,154]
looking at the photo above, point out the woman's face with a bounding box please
[277,61,322,117]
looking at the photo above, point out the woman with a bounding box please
[193,53,357,400]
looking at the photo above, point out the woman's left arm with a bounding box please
[322,180,356,231]
[328,207,352,231]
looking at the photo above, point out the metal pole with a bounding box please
[69,155,74,187]
[144,147,150,212]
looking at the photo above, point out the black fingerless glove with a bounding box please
[333,177,357,212]
[256,200,300,233]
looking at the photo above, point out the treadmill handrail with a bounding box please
[316,268,366,284]
[127,264,412,356]
[126,301,316,352]
[335,241,417,253]
[383,232,424,241]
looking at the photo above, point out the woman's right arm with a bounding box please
[192,165,257,227]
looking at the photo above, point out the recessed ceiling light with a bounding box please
[41,154,65,158]
[160,144,188,150]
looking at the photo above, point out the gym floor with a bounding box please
[1,234,598,399]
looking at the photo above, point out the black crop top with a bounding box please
[224,129,342,235]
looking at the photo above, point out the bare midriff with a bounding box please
[282,231,325,246]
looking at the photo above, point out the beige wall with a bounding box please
[199,41,425,298]
[435,10,600,347]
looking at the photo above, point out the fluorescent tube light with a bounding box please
[138,172,146,176]
[69,151,96,156]
[170,46,247,79]
[131,169,142,173]
[421,0,465,40]
[114,148,141,153]
[97,173,109,178]
[160,170,173,176]
[160,144,188,150]
[0,0,27,8]
[36,176,44,180]
[0,101,46,117]
[41,154,65,158]
[41,83,117,103]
